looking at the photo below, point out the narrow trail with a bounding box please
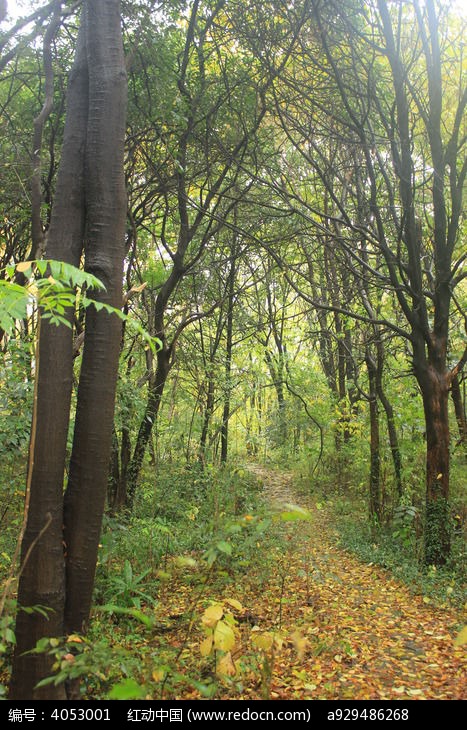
[237,464,466,700]
[161,464,465,700]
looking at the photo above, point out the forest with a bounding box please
[0,0,465,702]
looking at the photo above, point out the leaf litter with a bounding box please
[155,465,466,700]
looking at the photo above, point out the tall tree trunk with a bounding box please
[366,350,381,526]
[416,355,451,566]
[264,350,287,446]
[126,347,172,507]
[63,0,127,650]
[451,374,467,446]
[375,340,403,497]
[10,0,127,700]
[9,20,88,701]
[114,425,132,509]
[199,374,215,461]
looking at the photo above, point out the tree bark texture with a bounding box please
[9,19,89,701]
[10,0,126,699]
[63,0,127,638]
[366,351,381,526]
[416,354,451,565]
[451,374,467,447]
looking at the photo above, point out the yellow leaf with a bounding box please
[333,654,342,663]
[67,634,83,643]
[152,668,165,681]
[16,261,32,273]
[200,635,213,657]
[175,556,197,568]
[252,632,274,651]
[214,620,235,652]
[225,598,243,612]
[454,626,467,647]
[217,651,236,677]
[407,689,423,696]
[202,604,223,628]
[291,630,309,660]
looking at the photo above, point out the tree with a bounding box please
[10,0,127,699]
[123,0,270,502]
[250,0,465,564]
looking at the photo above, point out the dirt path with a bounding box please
[237,464,466,700]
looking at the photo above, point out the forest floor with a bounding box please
[157,465,466,701]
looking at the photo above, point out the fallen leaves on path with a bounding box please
[158,465,466,700]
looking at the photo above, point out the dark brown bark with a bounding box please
[126,346,172,507]
[109,425,132,511]
[63,0,127,639]
[375,340,403,497]
[365,350,381,526]
[9,18,89,700]
[199,374,215,460]
[451,374,467,446]
[10,0,127,700]
[416,353,451,565]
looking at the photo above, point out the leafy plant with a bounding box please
[199,600,241,679]
[102,560,156,610]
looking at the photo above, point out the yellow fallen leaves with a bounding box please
[217,652,236,677]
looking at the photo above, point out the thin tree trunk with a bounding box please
[375,341,403,497]
[366,350,381,526]
[451,374,467,446]
[126,347,171,507]
[199,374,215,461]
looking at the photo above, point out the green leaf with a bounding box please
[108,678,145,700]
[216,540,232,555]
[123,560,133,582]
[35,675,59,689]
[189,679,217,698]
[279,504,311,522]
[96,604,154,627]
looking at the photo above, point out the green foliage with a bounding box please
[0,339,32,455]
[101,560,157,610]
[0,601,16,698]
[0,260,104,334]
[0,261,160,352]
[424,498,452,567]
[30,632,141,698]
